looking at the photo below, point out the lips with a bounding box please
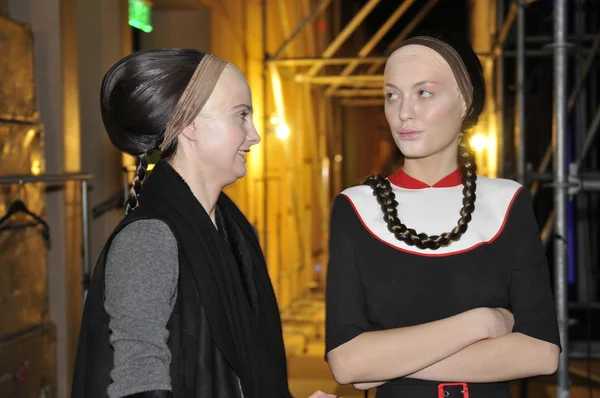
[237,149,249,161]
[397,128,423,140]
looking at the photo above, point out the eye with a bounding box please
[239,112,249,120]
[386,92,399,101]
[418,89,433,98]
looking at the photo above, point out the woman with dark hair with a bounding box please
[71,50,336,398]
[325,34,561,398]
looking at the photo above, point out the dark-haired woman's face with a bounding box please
[384,45,466,165]
[182,65,260,186]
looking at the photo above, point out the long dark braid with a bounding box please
[100,50,206,216]
[125,153,149,214]
[364,134,477,250]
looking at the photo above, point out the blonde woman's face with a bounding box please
[383,45,467,162]
[189,64,260,186]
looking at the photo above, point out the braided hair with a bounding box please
[364,137,477,250]
[366,33,485,250]
[125,152,149,214]
[99,49,208,214]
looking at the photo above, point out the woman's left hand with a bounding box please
[308,390,337,398]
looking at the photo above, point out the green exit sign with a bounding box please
[129,0,153,33]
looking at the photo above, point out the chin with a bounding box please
[225,167,247,185]
[394,141,425,157]
[396,142,446,160]
[236,166,248,179]
[397,148,436,160]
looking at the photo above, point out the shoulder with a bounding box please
[472,177,540,241]
[340,183,373,199]
[107,219,179,281]
[328,184,374,219]
[476,175,522,196]
[337,184,374,209]
[475,176,524,215]
[110,219,177,253]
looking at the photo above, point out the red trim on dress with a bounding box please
[388,167,463,189]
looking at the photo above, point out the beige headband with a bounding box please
[159,53,228,152]
[397,36,474,112]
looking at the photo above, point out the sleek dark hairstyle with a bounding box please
[365,32,486,250]
[100,49,207,213]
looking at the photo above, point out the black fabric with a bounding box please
[507,189,562,349]
[325,188,560,397]
[72,160,291,398]
[375,381,509,398]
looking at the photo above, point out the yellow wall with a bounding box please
[210,0,331,308]
[469,0,499,177]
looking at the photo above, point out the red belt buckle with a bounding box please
[437,382,469,398]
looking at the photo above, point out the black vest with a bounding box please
[71,161,291,398]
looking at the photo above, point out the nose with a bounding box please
[398,97,415,122]
[247,123,261,146]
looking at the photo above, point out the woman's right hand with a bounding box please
[485,307,515,339]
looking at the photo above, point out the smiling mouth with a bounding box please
[237,149,249,157]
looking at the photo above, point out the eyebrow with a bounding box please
[232,104,253,113]
[385,80,440,90]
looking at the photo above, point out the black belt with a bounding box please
[375,381,509,398]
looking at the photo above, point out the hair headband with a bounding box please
[397,36,474,112]
[159,53,228,152]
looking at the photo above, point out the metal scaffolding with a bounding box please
[265,0,600,396]
[553,2,570,396]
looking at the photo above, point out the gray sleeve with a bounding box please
[104,219,179,398]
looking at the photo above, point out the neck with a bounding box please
[403,150,459,186]
[169,155,221,226]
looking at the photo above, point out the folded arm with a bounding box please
[352,333,558,390]
[408,332,558,382]
[327,308,489,384]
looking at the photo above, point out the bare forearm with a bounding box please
[408,333,559,382]
[353,381,385,391]
[327,309,487,384]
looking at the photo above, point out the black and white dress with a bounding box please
[325,167,561,398]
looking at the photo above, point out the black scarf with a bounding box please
[139,160,290,398]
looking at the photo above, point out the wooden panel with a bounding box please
[0,13,49,368]
[0,17,38,123]
[0,20,47,338]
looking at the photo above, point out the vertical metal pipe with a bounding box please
[515,1,526,184]
[81,180,90,303]
[575,0,592,304]
[553,0,570,396]
[590,3,600,283]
